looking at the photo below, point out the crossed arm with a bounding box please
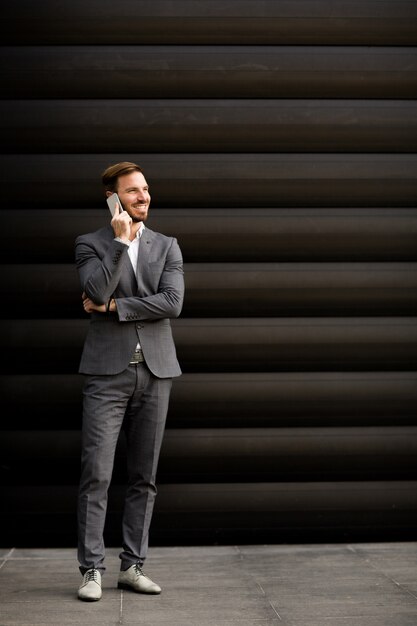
[82,293,114,314]
[76,237,184,321]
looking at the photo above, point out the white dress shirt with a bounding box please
[115,223,144,351]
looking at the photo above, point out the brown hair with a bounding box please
[102,161,143,193]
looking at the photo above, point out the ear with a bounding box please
[105,191,113,198]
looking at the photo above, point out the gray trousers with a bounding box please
[77,363,172,575]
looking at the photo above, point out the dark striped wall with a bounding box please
[1,1,417,546]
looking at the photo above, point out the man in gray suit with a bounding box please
[75,162,184,601]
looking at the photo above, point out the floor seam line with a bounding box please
[119,588,123,624]
[0,547,15,569]
[349,544,417,600]
[238,547,285,622]
[268,599,284,622]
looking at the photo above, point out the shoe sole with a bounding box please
[117,582,161,594]
[78,595,101,602]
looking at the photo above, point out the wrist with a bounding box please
[106,298,116,313]
[114,236,130,246]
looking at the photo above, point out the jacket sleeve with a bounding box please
[115,238,185,321]
[75,235,130,305]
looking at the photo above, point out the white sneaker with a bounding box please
[118,563,161,594]
[78,568,102,601]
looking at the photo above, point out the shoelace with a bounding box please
[133,563,145,578]
[85,569,99,583]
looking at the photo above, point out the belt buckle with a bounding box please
[129,349,144,365]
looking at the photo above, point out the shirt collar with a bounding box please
[135,223,145,239]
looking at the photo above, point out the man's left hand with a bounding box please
[82,293,117,313]
[82,292,106,313]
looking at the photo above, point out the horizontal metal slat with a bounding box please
[2,318,417,374]
[2,427,417,483]
[3,263,417,318]
[3,100,417,153]
[167,317,417,372]
[3,1,417,45]
[2,208,417,263]
[3,483,417,545]
[2,154,416,208]
[2,372,417,428]
[9,481,416,513]
[159,427,417,481]
[2,46,416,98]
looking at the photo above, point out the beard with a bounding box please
[128,205,149,223]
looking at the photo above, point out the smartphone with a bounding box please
[106,193,124,216]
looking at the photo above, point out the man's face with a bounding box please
[114,171,151,223]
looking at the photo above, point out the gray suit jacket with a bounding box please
[75,225,184,377]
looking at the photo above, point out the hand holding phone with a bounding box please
[106,193,124,216]
[107,192,131,241]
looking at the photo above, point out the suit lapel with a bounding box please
[136,229,155,295]
[124,251,137,290]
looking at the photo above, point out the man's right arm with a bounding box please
[76,200,134,305]
[75,235,129,305]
